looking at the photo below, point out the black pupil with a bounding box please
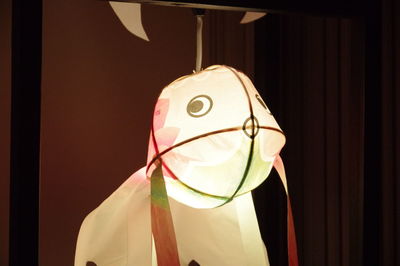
[189,100,204,113]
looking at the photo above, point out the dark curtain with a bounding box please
[381,0,400,264]
[253,14,364,266]
[253,4,400,265]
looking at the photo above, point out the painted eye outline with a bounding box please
[255,94,272,114]
[186,95,213,118]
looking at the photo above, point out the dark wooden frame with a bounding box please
[9,0,42,265]
[10,0,381,265]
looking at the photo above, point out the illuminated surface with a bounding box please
[147,65,285,208]
[75,65,294,266]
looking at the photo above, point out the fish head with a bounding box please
[147,65,285,208]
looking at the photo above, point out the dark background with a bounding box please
[253,15,365,266]
[2,1,254,265]
[0,0,11,265]
[1,0,399,265]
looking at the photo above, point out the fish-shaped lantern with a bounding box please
[75,65,298,266]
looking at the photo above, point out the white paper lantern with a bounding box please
[146,65,285,208]
[75,65,298,266]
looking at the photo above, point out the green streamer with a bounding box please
[151,162,170,210]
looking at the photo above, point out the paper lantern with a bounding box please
[146,65,285,208]
[75,65,298,266]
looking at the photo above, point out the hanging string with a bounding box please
[193,9,205,72]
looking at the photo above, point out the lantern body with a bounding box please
[147,65,285,208]
[75,168,269,266]
[74,65,293,266]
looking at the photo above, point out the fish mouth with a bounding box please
[146,123,285,208]
[147,124,284,172]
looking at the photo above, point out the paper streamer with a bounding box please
[274,155,299,266]
[151,161,180,266]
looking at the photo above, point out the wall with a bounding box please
[40,1,253,265]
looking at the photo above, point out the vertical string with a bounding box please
[194,9,205,72]
[195,15,203,72]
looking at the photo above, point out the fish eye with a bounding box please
[187,95,213,118]
[255,94,271,114]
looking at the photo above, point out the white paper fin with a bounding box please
[240,12,267,24]
[109,2,150,41]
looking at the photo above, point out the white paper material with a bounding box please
[148,65,285,209]
[109,2,149,41]
[75,168,152,266]
[240,12,267,24]
[75,167,269,266]
[74,65,289,265]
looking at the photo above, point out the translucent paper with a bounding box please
[75,167,268,266]
[75,65,297,266]
[147,65,285,208]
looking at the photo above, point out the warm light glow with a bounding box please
[75,65,296,266]
[147,65,285,208]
